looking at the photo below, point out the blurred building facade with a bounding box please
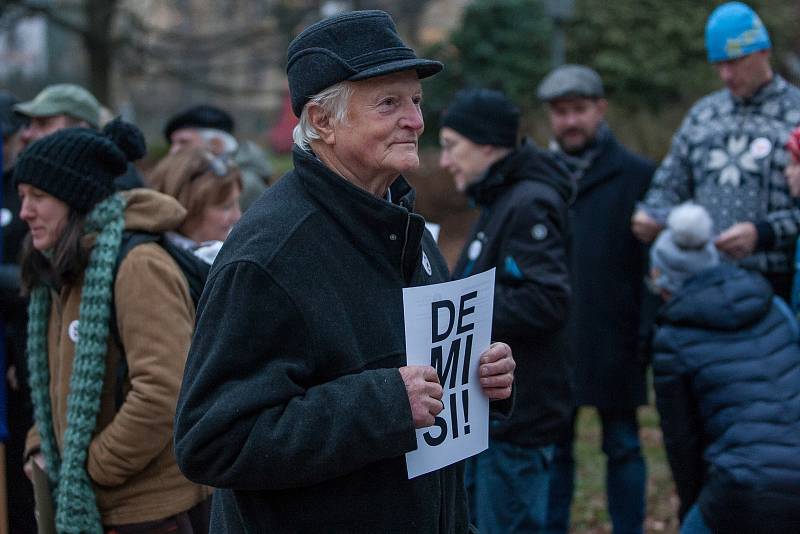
[0,0,468,146]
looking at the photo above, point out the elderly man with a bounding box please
[164,104,273,211]
[13,83,143,190]
[632,2,800,300]
[174,10,515,533]
[439,88,573,533]
[537,65,655,534]
[164,104,237,156]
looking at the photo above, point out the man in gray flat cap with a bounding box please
[538,64,655,534]
[174,9,515,533]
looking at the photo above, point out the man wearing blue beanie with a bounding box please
[633,2,800,302]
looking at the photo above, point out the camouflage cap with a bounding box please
[14,84,101,128]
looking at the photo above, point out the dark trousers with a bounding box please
[7,381,35,534]
[105,498,211,534]
[466,439,556,533]
[546,409,646,534]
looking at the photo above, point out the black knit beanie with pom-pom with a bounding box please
[14,117,146,213]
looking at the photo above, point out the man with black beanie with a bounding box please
[440,87,575,533]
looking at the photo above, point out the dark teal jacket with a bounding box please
[175,147,469,533]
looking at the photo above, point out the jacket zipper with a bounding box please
[400,212,411,278]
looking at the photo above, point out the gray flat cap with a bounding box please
[537,64,604,101]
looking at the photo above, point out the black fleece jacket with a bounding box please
[453,140,575,447]
[175,147,470,533]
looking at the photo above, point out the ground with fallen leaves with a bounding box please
[570,405,679,534]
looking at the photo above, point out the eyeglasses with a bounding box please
[189,153,236,181]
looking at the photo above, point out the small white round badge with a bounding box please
[467,239,483,261]
[0,208,11,227]
[531,224,548,241]
[68,320,80,343]
[749,137,772,159]
[422,251,432,276]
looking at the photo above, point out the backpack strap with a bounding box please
[110,231,161,409]
[109,231,210,409]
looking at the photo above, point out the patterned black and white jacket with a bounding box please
[643,75,800,274]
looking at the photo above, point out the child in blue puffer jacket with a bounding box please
[650,203,800,534]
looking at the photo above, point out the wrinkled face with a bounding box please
[188,185,242,243]
[714,50,772,99]
[169,128,205,155]
[20,114,75,148]
[547,97,607,154]
[18,183,70,251]
[331,70,424,183]
[439,127,496,192]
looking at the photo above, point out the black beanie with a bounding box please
[440,88,520,148]
[14,117,146,213]
[163,104,234,143]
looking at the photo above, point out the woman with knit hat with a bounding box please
[650,203,800,533]
[16,119,209,533]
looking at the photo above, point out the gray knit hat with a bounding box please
[650,203,720,294]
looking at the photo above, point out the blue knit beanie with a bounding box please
[705,2,771,63]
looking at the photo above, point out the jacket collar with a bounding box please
[729,74,786,108]
[466,139,574,207]
[292,146,425,281]
[572,130,624,194]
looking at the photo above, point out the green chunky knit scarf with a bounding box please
[27,194,127,534]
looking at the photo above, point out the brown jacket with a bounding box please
[26,189,209,526]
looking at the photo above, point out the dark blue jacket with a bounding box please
[175,147,470,533]
[653,264,800,533]
[568,131,655,410]
[453,140,574,447]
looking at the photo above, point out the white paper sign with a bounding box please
[403,268,495,479]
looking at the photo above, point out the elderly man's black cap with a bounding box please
[163,104,235,144]
[286,10,443,117]
[440,88,520,148]
[0,91,28,138]
[537,64,604,102]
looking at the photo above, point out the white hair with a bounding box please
[292,81,354,151]
[200,128,239,156]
